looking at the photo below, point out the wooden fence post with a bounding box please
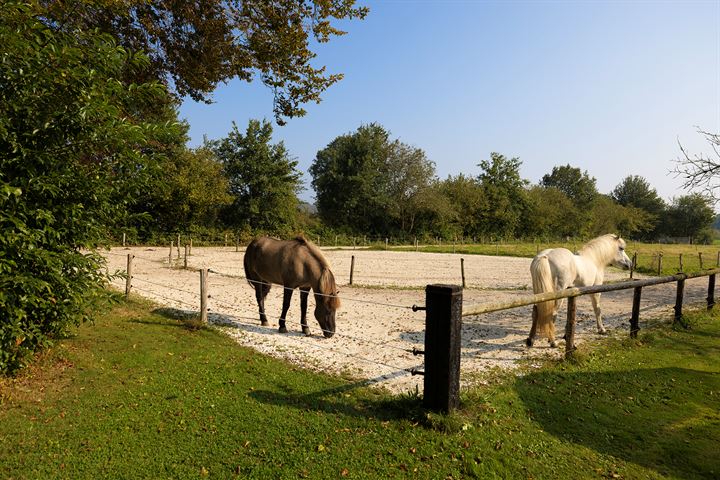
[657,253,663,276]
[679,253,683,272]
[461,258,466,288]
[564,296,577,357]
[177,238,181,259]
[122,233,126,247]
[674,277,685,325]
[125,254,134,299]
[184,244,188,269]
[630,252,637,279]
[385,238,388,250]
[236,236,239,253]
[708,274,716,311]
[224,233,228,247]
[169,241,173,267]
[424,284,463,412]
[699,252,704,270]
[630,286,642,338]
[200,269,208,323]
[349,255,355,285]
[189,238,192,255]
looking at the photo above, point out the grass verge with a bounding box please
[1,296,718,479]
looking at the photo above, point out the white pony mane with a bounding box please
[579,234,624,265]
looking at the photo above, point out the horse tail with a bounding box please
[319,268,341,310]
[530,255,555,339]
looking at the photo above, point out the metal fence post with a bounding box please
[424,284,462,412]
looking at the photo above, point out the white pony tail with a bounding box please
[530,255,555,339]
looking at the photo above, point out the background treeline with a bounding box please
[117,120,717,246]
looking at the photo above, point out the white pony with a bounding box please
[526,234,633,348]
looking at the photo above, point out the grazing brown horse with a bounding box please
[243,236,340,338]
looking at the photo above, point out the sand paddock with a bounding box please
[104,246,707,394]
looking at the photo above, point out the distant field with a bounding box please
[385,240,720,276]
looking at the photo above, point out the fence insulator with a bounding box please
[411,304,426,312]
[411,347,425,356]
[410,368,425,376]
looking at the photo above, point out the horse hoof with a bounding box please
[302,327,311,336]
[549,341,557,348]
[261,320,269,327]
[278,326,288,334]
[598,329,607,335]
[525,338,534,347]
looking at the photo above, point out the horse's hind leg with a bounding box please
[255,281,271,326]
[299,288,311,336]
[279,288,293,333]
[591,293,606,334]
[526,305,538,347]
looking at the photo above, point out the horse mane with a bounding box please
[579,234,624,264]
[293,235,340,309]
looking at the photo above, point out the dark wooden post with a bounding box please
[657,253,663,276]
[424,284,463,412]
[630,286,642,338]
[184,244,188,269]
[460,258,466,288]
[177,235,181,258]
[349,255,355,285]
[200,269,208,323]
[708,274,716,311]
[679,253,683,272]
[125,254,134,299]
[630,252,637,279]
[564,296,577,357]
[674,277,685,325]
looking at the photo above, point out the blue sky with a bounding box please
[179,0,720,204]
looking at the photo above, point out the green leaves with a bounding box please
[0,3,179,373]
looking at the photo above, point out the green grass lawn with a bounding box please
[1,296,719,479]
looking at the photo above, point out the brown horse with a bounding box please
[243,236,340,338]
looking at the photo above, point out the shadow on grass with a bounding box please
[248,372,424,422]
[515,367,720,479]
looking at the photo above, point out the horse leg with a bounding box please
[255,282,271,326]
[591,293,606,334]
[526,305,538,347]
[548,299,563,348]
[299,288,311,336]
[279,288,292,333]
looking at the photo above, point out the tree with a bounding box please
[37,0,369,124]
[611,175,666,239]
[136,147,233,234]
[523,186,580,239]
[211,120,302,233]
[662,193,716,243]
[0,3,180,372]
[586,195,653,238]
[541,164,598,211]
[476,153,529,238]
[310,124,437,235]
[673,129,720,201]
[438,174,485,237]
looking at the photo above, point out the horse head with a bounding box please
[611,235,633,270]
[315,268,340,338]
